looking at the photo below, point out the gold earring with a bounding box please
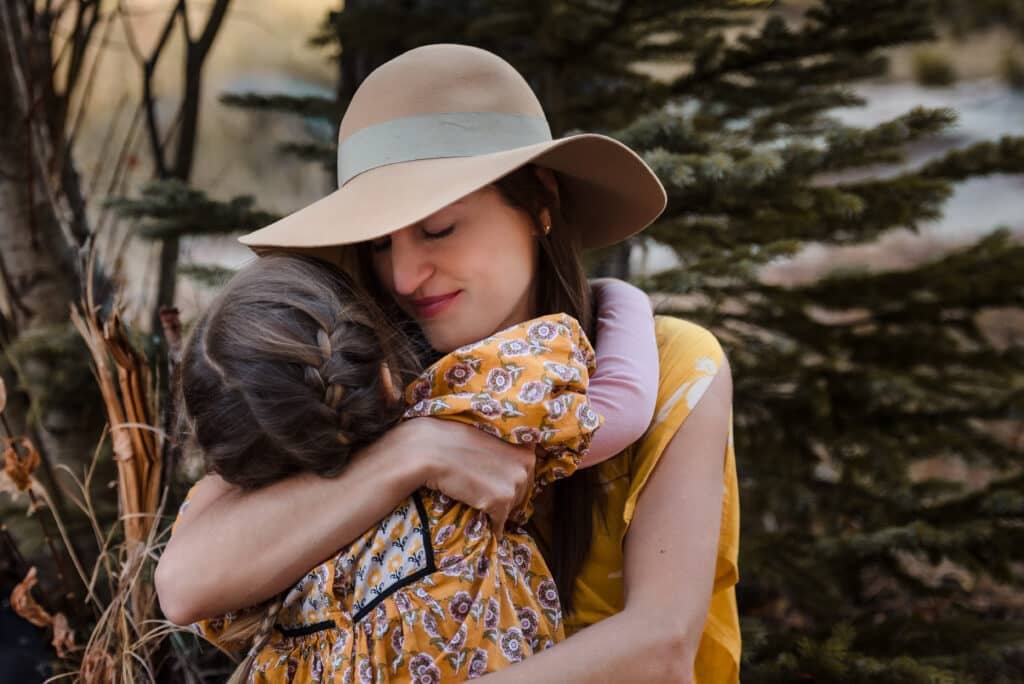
[543,223,552,236]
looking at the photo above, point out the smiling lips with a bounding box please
[410,291,461,318]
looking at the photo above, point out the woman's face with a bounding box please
[369,185,539,352]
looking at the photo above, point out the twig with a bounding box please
[95,100,143,236]
[118,0,184,178]
[24,484,80,620]
[86,93,127,201]
[65,6,115,156]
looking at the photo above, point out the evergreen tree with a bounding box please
[120,1,1023,679]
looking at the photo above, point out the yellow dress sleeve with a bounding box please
[625,316,740,683]
[169,483,264,654]
[402,313,602,523]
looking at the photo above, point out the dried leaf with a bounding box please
[3,438,40,492]
[10,566,52,628]
[81,646,115,683]
[51,612,74,658]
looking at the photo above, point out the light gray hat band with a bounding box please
[337,112,553,186]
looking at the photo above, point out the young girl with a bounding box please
[174,253,659,682]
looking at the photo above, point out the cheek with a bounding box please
[463,230,536,309]
[481,247,534,298]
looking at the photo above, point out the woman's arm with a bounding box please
[582,278,659,468]
[481,359,732,683]
[156,417,534,625]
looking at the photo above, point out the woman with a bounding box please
[157,44,739,682]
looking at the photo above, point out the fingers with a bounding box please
[511,446,535,509]
[411,419,536,540]
[489,508,507,542]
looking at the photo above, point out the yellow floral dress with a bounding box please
[181,313,602,682]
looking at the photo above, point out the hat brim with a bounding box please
[238,133,666,253]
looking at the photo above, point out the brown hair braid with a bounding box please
[178,253,422,491]
[178,254,422,669]
[223,594,284,684]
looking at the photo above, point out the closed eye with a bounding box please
[370,224,454,253]
[424,225,455,240]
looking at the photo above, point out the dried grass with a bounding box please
[1,252,201,682]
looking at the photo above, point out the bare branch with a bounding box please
[123,0,185,178]
[66,8,116,154]
[193,0,230,60]
[172,0,230,179]
[63,0,101,111]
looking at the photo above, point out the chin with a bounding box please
[421,322,490,354]
[422,328,468,354]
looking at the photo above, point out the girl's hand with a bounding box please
[389,417,535,538]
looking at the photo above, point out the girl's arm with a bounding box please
[156,417,534,625]
[582,278,659,467]
[480,360,732,683]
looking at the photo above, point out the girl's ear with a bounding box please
[379,362,402,408]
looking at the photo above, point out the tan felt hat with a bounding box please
[239,43,667,253]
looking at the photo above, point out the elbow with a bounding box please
[635,614,699,684]
[155,552,200,626]
[657,629,698,684]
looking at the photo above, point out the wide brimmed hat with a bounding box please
[239,43,666,253]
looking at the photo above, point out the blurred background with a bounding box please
[0,1,1022,681]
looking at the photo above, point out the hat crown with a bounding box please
[338,44,546,144]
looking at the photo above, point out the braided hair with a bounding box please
[179,253,421,491]
[178,254,422,679]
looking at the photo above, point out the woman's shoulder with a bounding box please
[593,316,727,485]
[653,315,724,362]
[611,315,732,526]
[651,316,727,401]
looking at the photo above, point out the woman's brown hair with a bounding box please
[347,164,601,613]
[493,165,602,616]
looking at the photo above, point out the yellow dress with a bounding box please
[175,313,601,682]
[532,315,742,683]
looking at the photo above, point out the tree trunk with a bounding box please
[0,1,101,467]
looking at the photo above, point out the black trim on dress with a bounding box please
[274,619,337,638]
[350,490,438,623]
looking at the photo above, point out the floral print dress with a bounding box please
[187,313,602,683]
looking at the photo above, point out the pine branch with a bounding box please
[105,179,278,240]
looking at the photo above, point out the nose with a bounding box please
[388,231,434,296]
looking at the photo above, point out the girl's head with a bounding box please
[179,254,421,490]
[351,164,593,353]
